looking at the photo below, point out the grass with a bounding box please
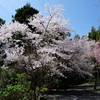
[39,87,57,92]
[79,82,100,92]
[40,82,100,92]
[40,87,49,92]
[40,87,64,92]
[40,87,100,92]
[79,82,94,86]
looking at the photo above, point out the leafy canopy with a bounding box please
[12,3,39,24]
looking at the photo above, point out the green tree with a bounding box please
[88,42,100,89]
[74,34,80,40]
[0,73,32,100]
[12,3,39,24]
[88,26,100,42]
[11,3,39,42]
[0,66,12,92]
[96,26,100,41]
[96,33,100,42]
[88,26,97,41]
[0,18,5,26]
[0,17,6,66]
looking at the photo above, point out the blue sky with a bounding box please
[0,0,100,38]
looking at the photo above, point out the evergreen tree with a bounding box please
[96,33,100,41]
[12,3,39,24]
[96,26,100,41]
[12,3,39,36]
[88,26,97,41]
[88,26,100,42]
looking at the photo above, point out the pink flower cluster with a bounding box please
[89,42,100,63]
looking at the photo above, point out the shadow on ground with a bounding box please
[44,85,100,100]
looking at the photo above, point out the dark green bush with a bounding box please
[0,73,32,100]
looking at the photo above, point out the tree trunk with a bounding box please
[94,80,97,89]
[33,89,37,100]
[94,70,98,89]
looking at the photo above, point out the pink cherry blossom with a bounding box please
[0,4,95,77]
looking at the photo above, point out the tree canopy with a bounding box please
[12,3,39,24]
[74,34,80,40]
[0,3,95,100]
[88,26,100,41]
[0,18,5,26]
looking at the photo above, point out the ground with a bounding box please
[44,85,100,100]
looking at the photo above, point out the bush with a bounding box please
[0,73,32,100]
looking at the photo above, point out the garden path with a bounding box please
[44,85,100,100]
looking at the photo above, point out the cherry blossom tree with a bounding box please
[91,42,100,63]
[0,4,95,100]
[88,42,100,89]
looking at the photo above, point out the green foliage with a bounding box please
[0,66,12,91]
[96,26,100,41]
[79,82,94,86]
[88,26,100,41]
[12,3,39,24]
[88,56,97,64]
[88,57,100,89]
[74,34,80,40]
[12,3,39,32]
[88,26,97,40]
[0,18,5,25]
[12,33,23,40]
[0,73,32,100]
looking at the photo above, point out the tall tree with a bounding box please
[12,3,39,32]
[88,26,97,41]
[88,42,100,89]
[88,26,100,42]
[96,26,100,41]
[0,3,94,100]
[0,18,6,66]
[12,3,39,24]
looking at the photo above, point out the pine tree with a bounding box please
[12,3,39,32]
[88,26,97,41]
[12,3,39,24]
[96,26,100,41]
